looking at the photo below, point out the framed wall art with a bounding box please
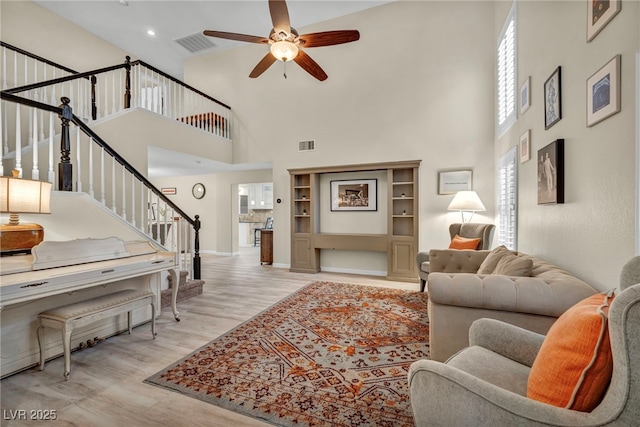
[520,130,531,164]
[587,0,621,42]
[520,76,531,116]
[330,179,377,211]
[438,170,472,195]
[544,66,562,130]
[161,187,177,195]
[587,54,621,127]
[537,139,564,205]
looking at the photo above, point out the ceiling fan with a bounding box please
[203,0,360,81]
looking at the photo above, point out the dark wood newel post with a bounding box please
[193,214,201,280]
[124,56,131,109]
[58,97,73,191]
[90,75,97,120]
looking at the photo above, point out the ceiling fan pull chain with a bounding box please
[283,61,287,79]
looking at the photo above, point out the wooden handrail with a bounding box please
[1,41,80,75]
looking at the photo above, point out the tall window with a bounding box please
[497,2,517,137]
[498,147,518,250]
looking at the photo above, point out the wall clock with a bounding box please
[192,183,206,199]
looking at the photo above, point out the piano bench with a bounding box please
[37,289,156,380]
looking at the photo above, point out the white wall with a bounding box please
[495,1,640,290]
[184,1,497,271]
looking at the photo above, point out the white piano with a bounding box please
[0,238,179,378]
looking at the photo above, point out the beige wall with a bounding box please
[0,1,129,71]
[184,1,497,272]
[495,1,640,290]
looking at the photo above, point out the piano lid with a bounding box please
[0,238,159,275]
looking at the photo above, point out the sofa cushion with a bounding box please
[449,235,481,250]
[527,291,615,412]
[493,254,533,277]
[477,245,512,274]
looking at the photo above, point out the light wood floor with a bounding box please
[0,248,419,427]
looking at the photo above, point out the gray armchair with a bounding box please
[415,223,495,291]
[408,256,640,426]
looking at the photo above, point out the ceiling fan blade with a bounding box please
[298,30,360,48]
[269,0,291,35]
[203,30,269,44]
[249,53,277,78]
[293,49,328,81]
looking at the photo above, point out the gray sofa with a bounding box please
[408,256,640,426]
[426,248,597,362]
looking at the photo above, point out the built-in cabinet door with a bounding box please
[292,236,316,272]
[389,240,415,278]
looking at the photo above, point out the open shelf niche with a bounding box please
[288,160,420,282]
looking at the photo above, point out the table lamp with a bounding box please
[447,190,486,223]
[0,170,52,255]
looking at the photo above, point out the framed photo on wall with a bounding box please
[330,179,377,211]
[587,54,621,127]
[587,0,621,42]
[520,76,531,116]
[520,130,531,164]
[438,170,472,195]
[537,139,564,205]
[544,66,562,130]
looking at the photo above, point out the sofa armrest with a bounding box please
[408,360,592,426]
[428,249,490,274]
[427,272,596,317]
[469,318,545,367]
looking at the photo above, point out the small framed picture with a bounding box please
[161,187,177,195]
[330,179,377,211]
[438,170,472,195]
[520,76,531,116]
[587,54,621,127]
[544,66,562,130]
[519,130,531,164]
[587,0,621,42]
[537,139,564,205]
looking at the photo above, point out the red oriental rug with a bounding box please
[145,281,429,426]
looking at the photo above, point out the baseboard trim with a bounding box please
[320,266,387,277]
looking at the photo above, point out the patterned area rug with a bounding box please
[145,281,429,426]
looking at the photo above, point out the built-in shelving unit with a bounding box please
[288,160,420,281]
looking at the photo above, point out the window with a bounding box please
[498,147,518,250]
[497,2,517,137]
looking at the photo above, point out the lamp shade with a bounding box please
[0,176,51,215]
[447,191,486,212]
[270,40,299,62]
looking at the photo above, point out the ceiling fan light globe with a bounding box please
[270,41,298,62]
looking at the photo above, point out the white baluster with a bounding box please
[23,55,27,86]
[111,157,116,211]
[121,164,126,219]
[131,173,136,228]
[140,180,145,232]
[104,75,108,118]
[13,50,17,88]
[51,68,56,109]
[2,47,7,89]
[112,72,116,115]
[88,138,95,198]
[100,147,105,205]
[27,104,33,146]
[48,112,54,183]
[2,99,7,156]
[15,103,22,178]
[76,128,82,192]
[119,69,123,112]
[31,108,39,180]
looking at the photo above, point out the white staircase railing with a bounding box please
[0,92,203,280]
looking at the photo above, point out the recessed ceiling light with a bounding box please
[147,29,156,37]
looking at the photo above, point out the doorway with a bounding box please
[238,182,274,248]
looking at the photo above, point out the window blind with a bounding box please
[498,147,518,250]
[497,2,517,136]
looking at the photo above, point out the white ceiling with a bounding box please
[34,0,391,80]
[33,0,390,177]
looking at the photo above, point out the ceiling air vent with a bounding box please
[298,140,316,152]
[174,33,217,53]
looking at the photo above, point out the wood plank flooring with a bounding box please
[0,248,419,427]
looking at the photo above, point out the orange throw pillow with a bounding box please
[527,291,615,412]
[448,234,481,250]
